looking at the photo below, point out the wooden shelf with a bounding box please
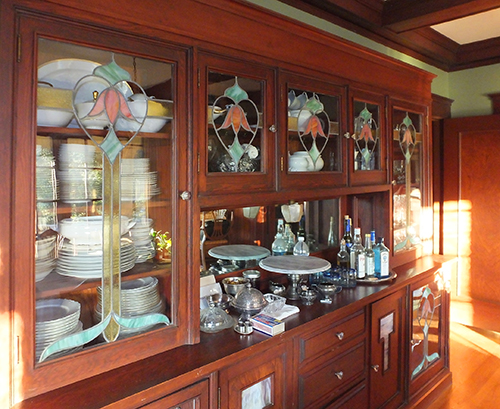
[35,261,171,299]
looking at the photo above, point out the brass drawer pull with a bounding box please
[335,371,344,380]
[336,331,344,340]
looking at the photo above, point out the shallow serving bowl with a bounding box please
[37,107,74,127]
[59,216,133,244]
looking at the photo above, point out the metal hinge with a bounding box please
[197,152,200,174]
[197,68,200,88]
[280,156,284,172]
[17,34,21,62]
[217,387,221,409]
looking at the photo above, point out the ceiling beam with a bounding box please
[383,0,500,33]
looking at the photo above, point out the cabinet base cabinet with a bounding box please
[369,289,407,409]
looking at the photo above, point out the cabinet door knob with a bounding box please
[269,124,277,133]
[371,364,380,372]
[180,191,191,200]
[334,371,344,380]
[336,331,344,340]
[343,132,351,139]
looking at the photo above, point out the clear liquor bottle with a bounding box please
[373,233,381,275]
[376,237,390,278]
[364,233,375,277]
[271,219,287,256]
[293,235,310,256]
[350,227,365,279]
[284,223,296,254]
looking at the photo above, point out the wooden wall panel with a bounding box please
[443,114,500,303]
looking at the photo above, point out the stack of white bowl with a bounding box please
[58,143,102,203]
[95,276,163,335]
[35,235,57,282]
[121,158,160,201]
[36,144,58,201]
[56,216,137,279]
[130,218,155,263]
[36,145,59,232]
[36,298,82,362]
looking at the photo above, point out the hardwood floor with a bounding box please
[428,300,500,408]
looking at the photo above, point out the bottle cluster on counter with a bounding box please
[271,216,311,256]
[337,215,390,281]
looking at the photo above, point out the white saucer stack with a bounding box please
[95,276,163,336]
[58,143,102,203]
[130,218,155,262]
[121,158,160,201]
[36,298,82,361]
[35,235,57,282]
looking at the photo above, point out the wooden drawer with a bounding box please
[298,341,365,409]
[326,382,368,409]
[298,309,365,365]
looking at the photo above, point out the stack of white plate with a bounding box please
[121,158,160,201]
[95,276,163,335]
[36,298,82,361]
[130,218,155,263]
[36,145,58,201]
[35,236,57,282]
[58,143,102,203]
[55,237,137,279]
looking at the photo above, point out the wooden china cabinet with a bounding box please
[0,0,450,408]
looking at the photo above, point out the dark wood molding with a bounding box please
[382,0,500,33]
[432,93,454,120]
[276,0,500,71]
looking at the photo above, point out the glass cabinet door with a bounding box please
[198,52,276,196]
[391,100,430,263]
[13,16,191,401]
[280,72,347,190]
[349,89,387,186]
[409,271,449,397]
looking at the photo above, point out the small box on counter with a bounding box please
[250,314,285,336]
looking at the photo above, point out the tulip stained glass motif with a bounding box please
[411,286,440,379]
[394,112,421,251]
[39,59,170,362]
[297,94,330,170]
[353,105,379,170]
[211,77,260,172]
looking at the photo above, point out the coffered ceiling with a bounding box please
[278,0,500,71]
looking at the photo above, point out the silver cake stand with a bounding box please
[259,255,331,300]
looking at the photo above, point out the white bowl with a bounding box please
[117,97,171,133]
[74,101,109,129]
[37,107,74,127]
[59,216,133,244]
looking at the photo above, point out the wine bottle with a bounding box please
[342,215,353,252]
[337,239,350,269]
[364,233,375,277]
[327,216,336,247]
